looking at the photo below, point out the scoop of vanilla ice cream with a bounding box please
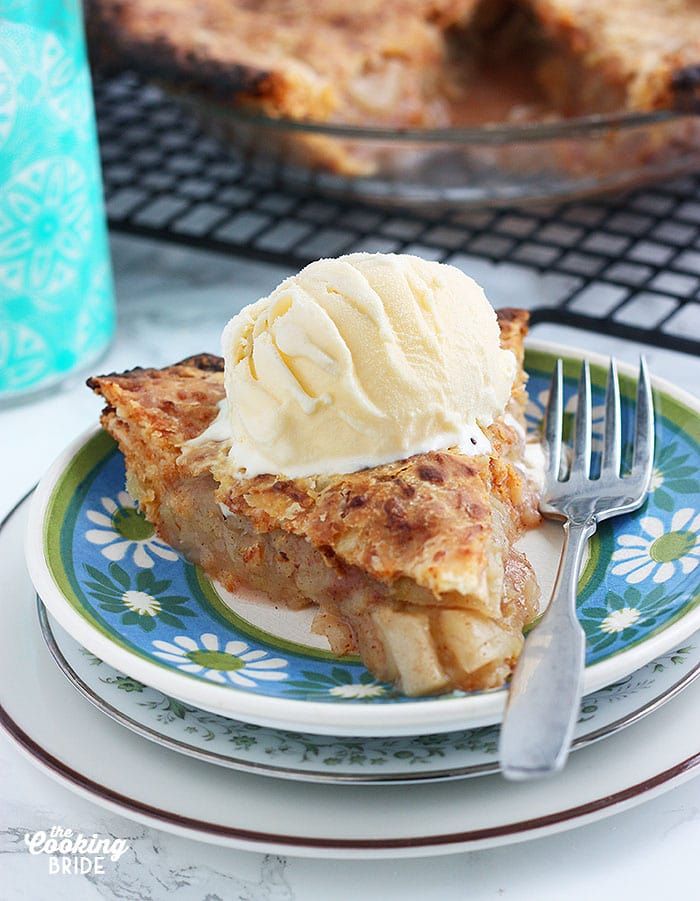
[221,253,516,479]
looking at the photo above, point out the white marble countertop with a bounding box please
[2,234,700,900]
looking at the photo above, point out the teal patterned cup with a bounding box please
[0,1,115,401]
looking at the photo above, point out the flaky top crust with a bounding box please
[527,0,700,110]
[86,0,479,124]
[88,308,536,610]
[87,0,700,123]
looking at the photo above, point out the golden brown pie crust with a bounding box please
[86,0,480,127]
[87,0,700,126]
[87,308,541,696]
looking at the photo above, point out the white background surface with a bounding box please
[2,235,700,900]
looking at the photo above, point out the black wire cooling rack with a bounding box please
[95,72,700,357]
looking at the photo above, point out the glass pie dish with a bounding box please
[181,92,700,209]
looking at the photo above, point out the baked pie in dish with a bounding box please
[88,0,699,128]
[85,0,700,195]
[88,255,543,697]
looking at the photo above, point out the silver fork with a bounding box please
[499,357,655,780]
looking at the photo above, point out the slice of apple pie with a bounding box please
[88,307,541,697]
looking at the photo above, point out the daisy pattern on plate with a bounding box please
[329,682,388,700]
[611,509,700,585]
[121,589,161,617]
[284,667,392,702]
[526,386,606,448]
[649,441,700,513]
[578,585,681,659]
[85,490,178,569]
[600,607,641,634]
[83,564,194,633]
[152,634,288,687]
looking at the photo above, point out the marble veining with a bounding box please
[0,800,292,900]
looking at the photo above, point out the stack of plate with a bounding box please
[4,344,700,858]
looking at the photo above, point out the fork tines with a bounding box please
[545,356,654,493]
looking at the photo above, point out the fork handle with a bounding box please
[499,519,595,780]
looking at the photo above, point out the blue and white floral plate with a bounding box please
[39,600,700,784]
[25,342,700,736]
[6,482,700,855]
